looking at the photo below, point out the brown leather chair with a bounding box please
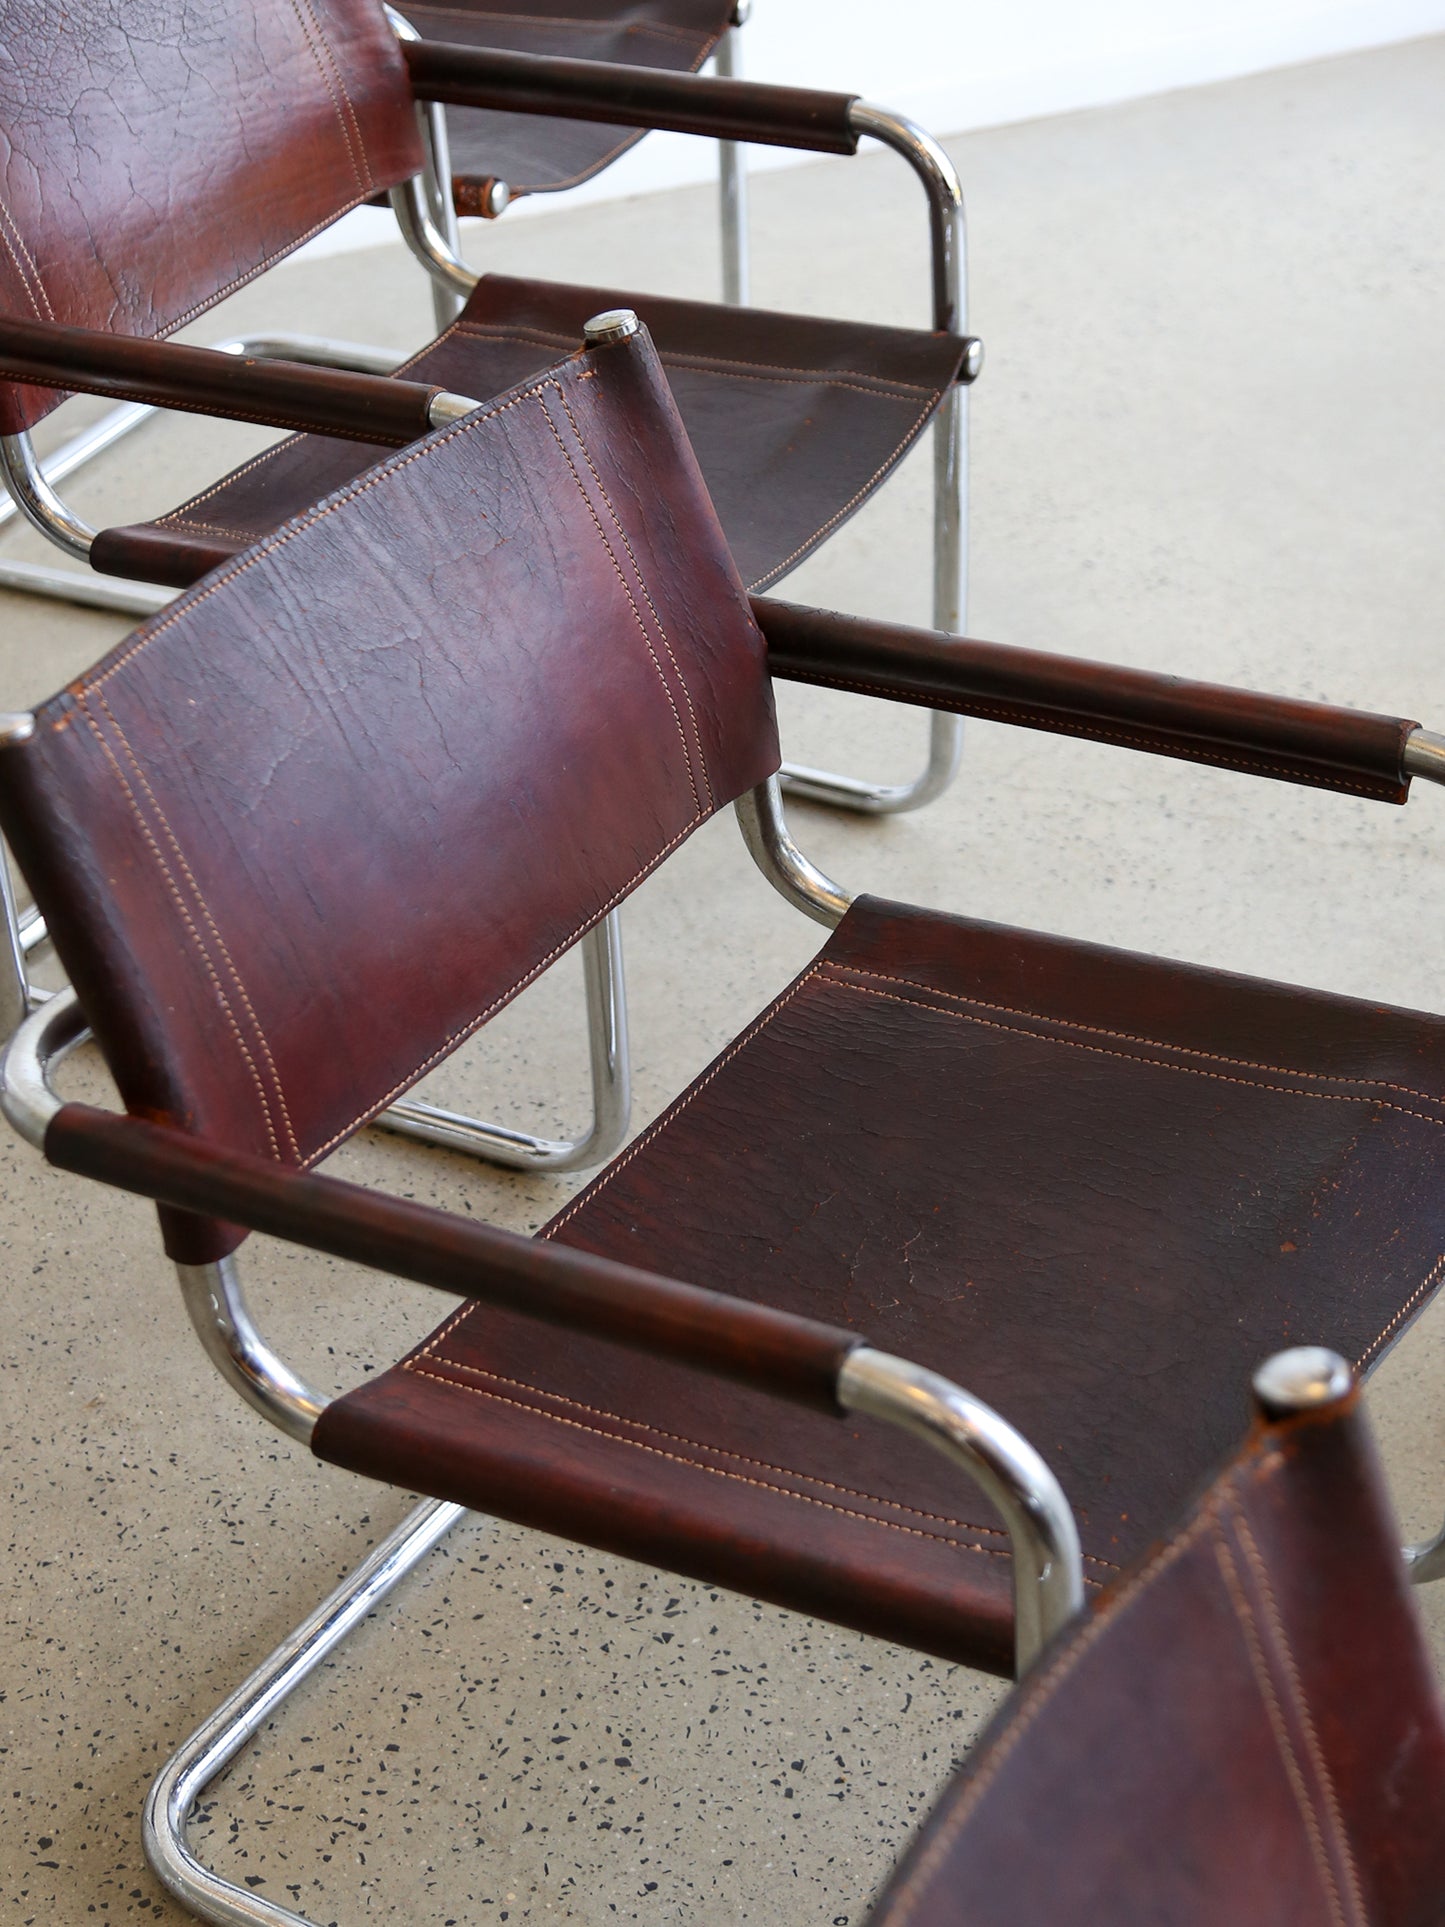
[405,0,742,212]
[0,0,976,1174]
[3,318,1445,1922]
[0,0,974,817]
[868,1347,1445,1927]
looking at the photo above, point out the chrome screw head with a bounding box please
[1252,1347,1354,1417]
[583,309,641,347]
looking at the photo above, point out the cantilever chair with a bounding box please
[0,0,977,1176]
[0,0,974,821]
[395,0,751,303]
[7,317,1445,1922]
[868,1348,1445,1927]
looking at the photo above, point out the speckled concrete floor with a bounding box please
[2,31,1444,1924]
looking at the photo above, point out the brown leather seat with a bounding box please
[402,0,736,203]
[8,312,1445,1914]
[0,0,968,606]
[866,1356,1445,1926]
[318,893,1445,1677]
[90,275,964,595]
[5,319,1442,1697]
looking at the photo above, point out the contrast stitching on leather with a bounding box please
[147,518,252,544]
[0,197,53,320]
[784,674,1402,800]
[822,969,1445,1131]
[868,1445,1293,1923]
[78,377,573,685]
[286,0,371,197]
[1230,1504,1369,1924]
[65,370,708,1163]
[554,385,714,808]
[396,1360,1050,1571]
[154,443,318,523]
[746,401,938,589]
[309,815,700,1162]
[1356,1253,1445,1369]
[72,695,284,1160]
[542,968,822,1238]
[95,692,300,1161]
[828,961,1445,1111]
[658,356,937,401]
[145,325,933,549]
[404,1345,1120,1566]
[407,1359,1013,1554]
[400,4,710,47]
[536,391,706,818]
[157,197,385,343]
[821,970,1445,1372]
[1212,1522,1355,1927]
[449,321,941,397]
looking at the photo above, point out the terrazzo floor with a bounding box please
[2,29,1444,1924]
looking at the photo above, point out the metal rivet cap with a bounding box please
[583,309,641,347]
[961,337,985,384]
[1252,1347,1353,1418]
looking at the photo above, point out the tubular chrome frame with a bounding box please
[776,102,971,816]
[382,55,973,817]
[714,21,750,308]
[0,333,630,1174]
[0,333,412,614]
[136,1353,1078,1927]
[734,776,853,927]
[376,907,631,1171]
[0,971,1085,1924]
[15,724,1445,1924]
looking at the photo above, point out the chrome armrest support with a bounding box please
[839,1346,1084,1673]
[0,981,85,1148]
[1,432,97,560]
[734,777,854,927]
[0,987,329,1440]
[386,3,484,304]
[1404,728,1445,785]
[846,103,966,347]
[387,166,483,303]
[176,1257,329,1445]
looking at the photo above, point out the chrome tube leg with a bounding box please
[375,907,631,1172]
[1404,1517,1445,1584]
[0,341,402,617]
[420,100,467,330]
[778,108,972,816]
[143,1497,470,1927]
[0,849,29,1038]
[715,24,750,307]
[18,901,47,956]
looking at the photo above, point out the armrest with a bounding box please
[403,38,859,155]
[45,1101,859,1413]
[43,1097,1084,1666]
[0,317,469,449]
[754,597,1419,804]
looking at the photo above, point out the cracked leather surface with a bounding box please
[0,0,423,433]
[318,894,1445,1676]
[402,0,734,198]
[0,331,779,1258]
[92,272,967,596]
[868,1391,1445,1925]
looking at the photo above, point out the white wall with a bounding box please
[308,0,1445,253]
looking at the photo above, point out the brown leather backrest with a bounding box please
[0,328,781,1257]
[0,0,424,433]
[867,1383,1445,1927]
